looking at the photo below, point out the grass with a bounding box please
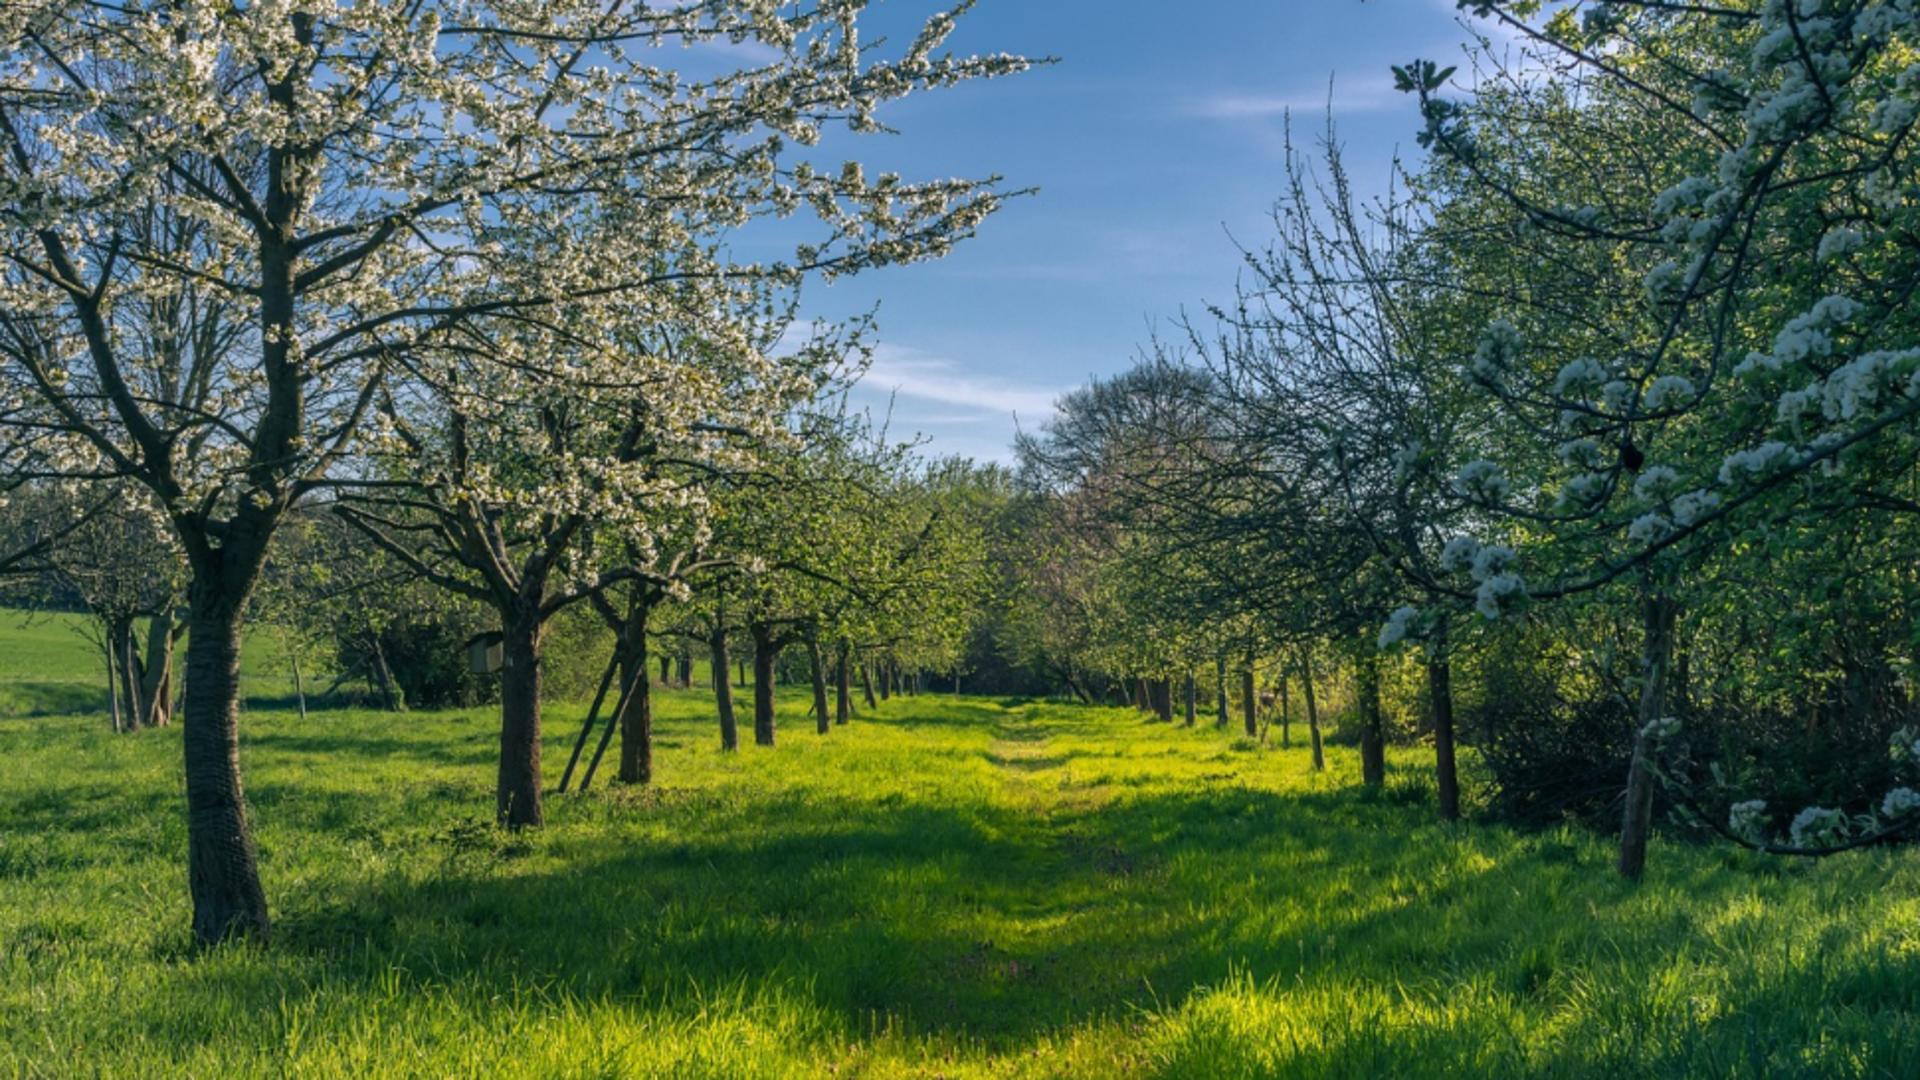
[0,608,310,718]
[3,682,1920,1077]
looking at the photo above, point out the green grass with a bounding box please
[0,608,321,718]
[3,686,1919,1078]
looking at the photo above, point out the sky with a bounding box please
[774,0,1510,463]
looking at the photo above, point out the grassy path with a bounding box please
[4,693,1920,1077]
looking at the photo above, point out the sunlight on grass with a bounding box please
[3,691,1918,1077]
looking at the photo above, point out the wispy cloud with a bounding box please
[1188,76,1407,121]
[858,345,1067,420]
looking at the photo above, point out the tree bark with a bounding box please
[878,663,892,701]
[1430,655,1460,822]
[496,610,545,827]
[1358,652,1386,788]
[835,645,853,725]
[104,633,123,734]
[1618,592,1679,880]
[1215,655,1229,728]
[711,628,738,751]
[112,618,143,731]
[369,636,403,712]
[1301,652,1324,772]
[676,653,691,690]
[1153,678,1173,722]
[808,631,831,735]
[1183,673,1197,727]
[1278,677,1291,749]
[862,663,878,708]
[291,650,307,724]
[751,623,777,747]
[1241,667,1257,738]
[618,606,652,785]
[181,599,270,943]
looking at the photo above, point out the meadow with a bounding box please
[2,626,1919,1079]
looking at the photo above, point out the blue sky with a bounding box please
[791,0,1508,462]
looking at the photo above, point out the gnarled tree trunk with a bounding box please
[181,594,270,943]
[496,608,545,827]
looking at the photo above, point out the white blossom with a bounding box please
[1453,460,1510,502]
[1789,806,1848,848]
[1729,799,1769,842]
[1881,787,1920,818]
[1643,375,1696,411]
[1438,536,1482,574]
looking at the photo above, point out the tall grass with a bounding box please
[2,680,1917,1077]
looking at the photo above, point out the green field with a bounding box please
[4,680,1920,1078]
[0,608,315,718]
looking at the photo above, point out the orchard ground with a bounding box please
[3,626,1920,1077]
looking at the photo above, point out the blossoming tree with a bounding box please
[0,0,1026,942]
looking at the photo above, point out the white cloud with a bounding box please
[858,344,1066,420]
[1188,75,1406,120]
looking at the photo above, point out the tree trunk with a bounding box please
[835,645,853,724]
[112,618,143,730]
[1241,667,1257,738]
[1183,673,1197,727]
[583,652,643,793]
[1430,655,1460,822]
[879,663,892,701]
[1302,653,1324,772]
[808,631,831,735]
[1618,593,1679,880]
[496,610,544,827]
[618,607,652,785]
[181,599,271,943]
[1278,677,1291,749]
[1358,652,1386,788]
[1153,678,1173,722]
[736,656,747,689]
[862,663,878,708]
[751,623,777,747]
[1215,655,1229,728]
[676,653,692,690]
[711,629,738,751]
[659,653,671,687]
[291,650,307,724]
[104,633,123,734]
[369,636,403,712]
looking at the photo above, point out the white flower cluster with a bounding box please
[1438,536,1482,573]
[1789,805,1849,848]
[1453,459,1510,503]
[1553,358,1610,397]
[1881,787,1920,819]
[1728,799,1769,842]
[1471,319,1524,386]
[1469,544,1525,620]
[1377,605,1422,650]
